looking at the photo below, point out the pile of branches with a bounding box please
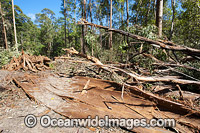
[77,20,200,86]
[3,50,51,72]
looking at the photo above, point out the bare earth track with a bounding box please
[0,69,200,132]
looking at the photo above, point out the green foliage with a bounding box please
[129,24,157,40]
[0,47,20,68]
[175,0,200,48]
[119,41,128,53]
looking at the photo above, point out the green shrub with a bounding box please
[0,47,20,68]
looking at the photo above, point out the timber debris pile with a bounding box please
[2,50,51,72]
[1,21,200,132]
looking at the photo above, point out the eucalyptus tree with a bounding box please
[176,0,200,47]
[35,8,57,57]
[156,0,163,37]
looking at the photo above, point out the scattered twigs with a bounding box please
[176,84,184,100]
[121,83,125,100]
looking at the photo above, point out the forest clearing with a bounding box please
[0,0,200,133]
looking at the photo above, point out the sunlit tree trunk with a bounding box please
[12,0,18,51]
[89,0,92,23]
[81,0,86,54]
[169,0,175,40]
[153,0,156,19]
[74,0,76,23]
[145,0,151,25]
[0,2,8,49]
[121,2,124,28]
[126,0,129,29]
[109,0,112,49]
[64,0,67,47]
[156,0,163,37]
[107,0,109,27]
[135,0,142,24]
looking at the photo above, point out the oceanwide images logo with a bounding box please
[24,114,176,129]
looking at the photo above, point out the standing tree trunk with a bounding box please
[156,0,163,37]
[107,0,109,27]
[12,0,18,51]
[169,0,175,40]
[0,2,8,49]
[74,0,76,23]
[81,0,86,54]
[153,0,156,19]
[64,0,67,47]
[145,0,151,26]
[126,0,129,29]
[89,0,93,23]
[109,0,112,49]
[121,2,124,29]
[89,0,94,55]
[135,0,142,24]
[73,0,77,48]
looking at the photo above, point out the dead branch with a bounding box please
[176,84,184,100]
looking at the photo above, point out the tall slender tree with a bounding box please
[156,0,163,37]
[169,0,175,40]
[81,0,86,54]
[109,0,112,49]
[12,0,18,51]
[126,0,129,29]
[145,0,151,25]
[0,2,8,49]
[63,0,67,47]
[89,0,93,23]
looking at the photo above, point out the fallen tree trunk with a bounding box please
[78,19,200,58]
